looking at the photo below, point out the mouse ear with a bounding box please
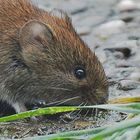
[19,20,55,64]
[19,20,55,47]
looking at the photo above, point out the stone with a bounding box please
[104,47,131,58]
[129,71,140,81]
[94,20,126,38]
[104,40,138,56]
[116,0,139,12]
[118,80,139,90]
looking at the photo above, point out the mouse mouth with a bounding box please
[84,91,108,105]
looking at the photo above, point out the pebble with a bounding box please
[75,15,105,28]
[116,0,139,12]
[129,72,140,81]
[113,51,124,59]
[121,14,134,23]
[56,0,88,14]
[104,40,138,57]
[118,80,139,90]
[94,20,126,38]
[116,61,133,67]
[105,47,131,58]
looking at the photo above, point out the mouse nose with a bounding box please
[88,94,108,105]
[85,88,108,105]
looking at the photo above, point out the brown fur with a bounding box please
[0,0,108,113]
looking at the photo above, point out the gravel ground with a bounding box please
[1,0,140,138]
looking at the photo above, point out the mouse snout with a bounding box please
[94,88,108,104]
[81,87,108,105]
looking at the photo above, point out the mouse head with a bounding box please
[19,16,108,106]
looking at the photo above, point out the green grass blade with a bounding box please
[1,103,140,122]
[90,116,140,140]
[43,137,82,140]
[0,106,79,122]
[81,103,140,114]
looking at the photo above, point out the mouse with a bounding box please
[0,0,108,114]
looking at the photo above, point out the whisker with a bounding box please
[94,105,98,121]
[46,96,80,106]
[68,102,85,121]
[59,102,84,123]
[91,108,94,118]
[68,102,84,116]
[47,87,71,91]
[70,102,88,120]
[26,85,71,91]
[76,102,87,115]
[56,96,81,106]
[83,103,90,118]
[84,110,89,118]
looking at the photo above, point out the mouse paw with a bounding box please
[12,102,27,113]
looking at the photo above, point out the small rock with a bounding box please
[100,20,126,30]
[118,80,139,90]
[74,120,95,129]
[94,20,126,38]
[121,14,134,23]
[104,47,131,58]
[56,0,88,15]
[129,72,140,81]
[117,0,139,12]
[128,35,140,40]
[113,51,124,59]
[104,40,138,56]
[116,61,133,67]
[75,15,105,28]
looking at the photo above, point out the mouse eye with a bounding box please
[74,67,86,80]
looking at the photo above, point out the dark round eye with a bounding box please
[74,67,86,80]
